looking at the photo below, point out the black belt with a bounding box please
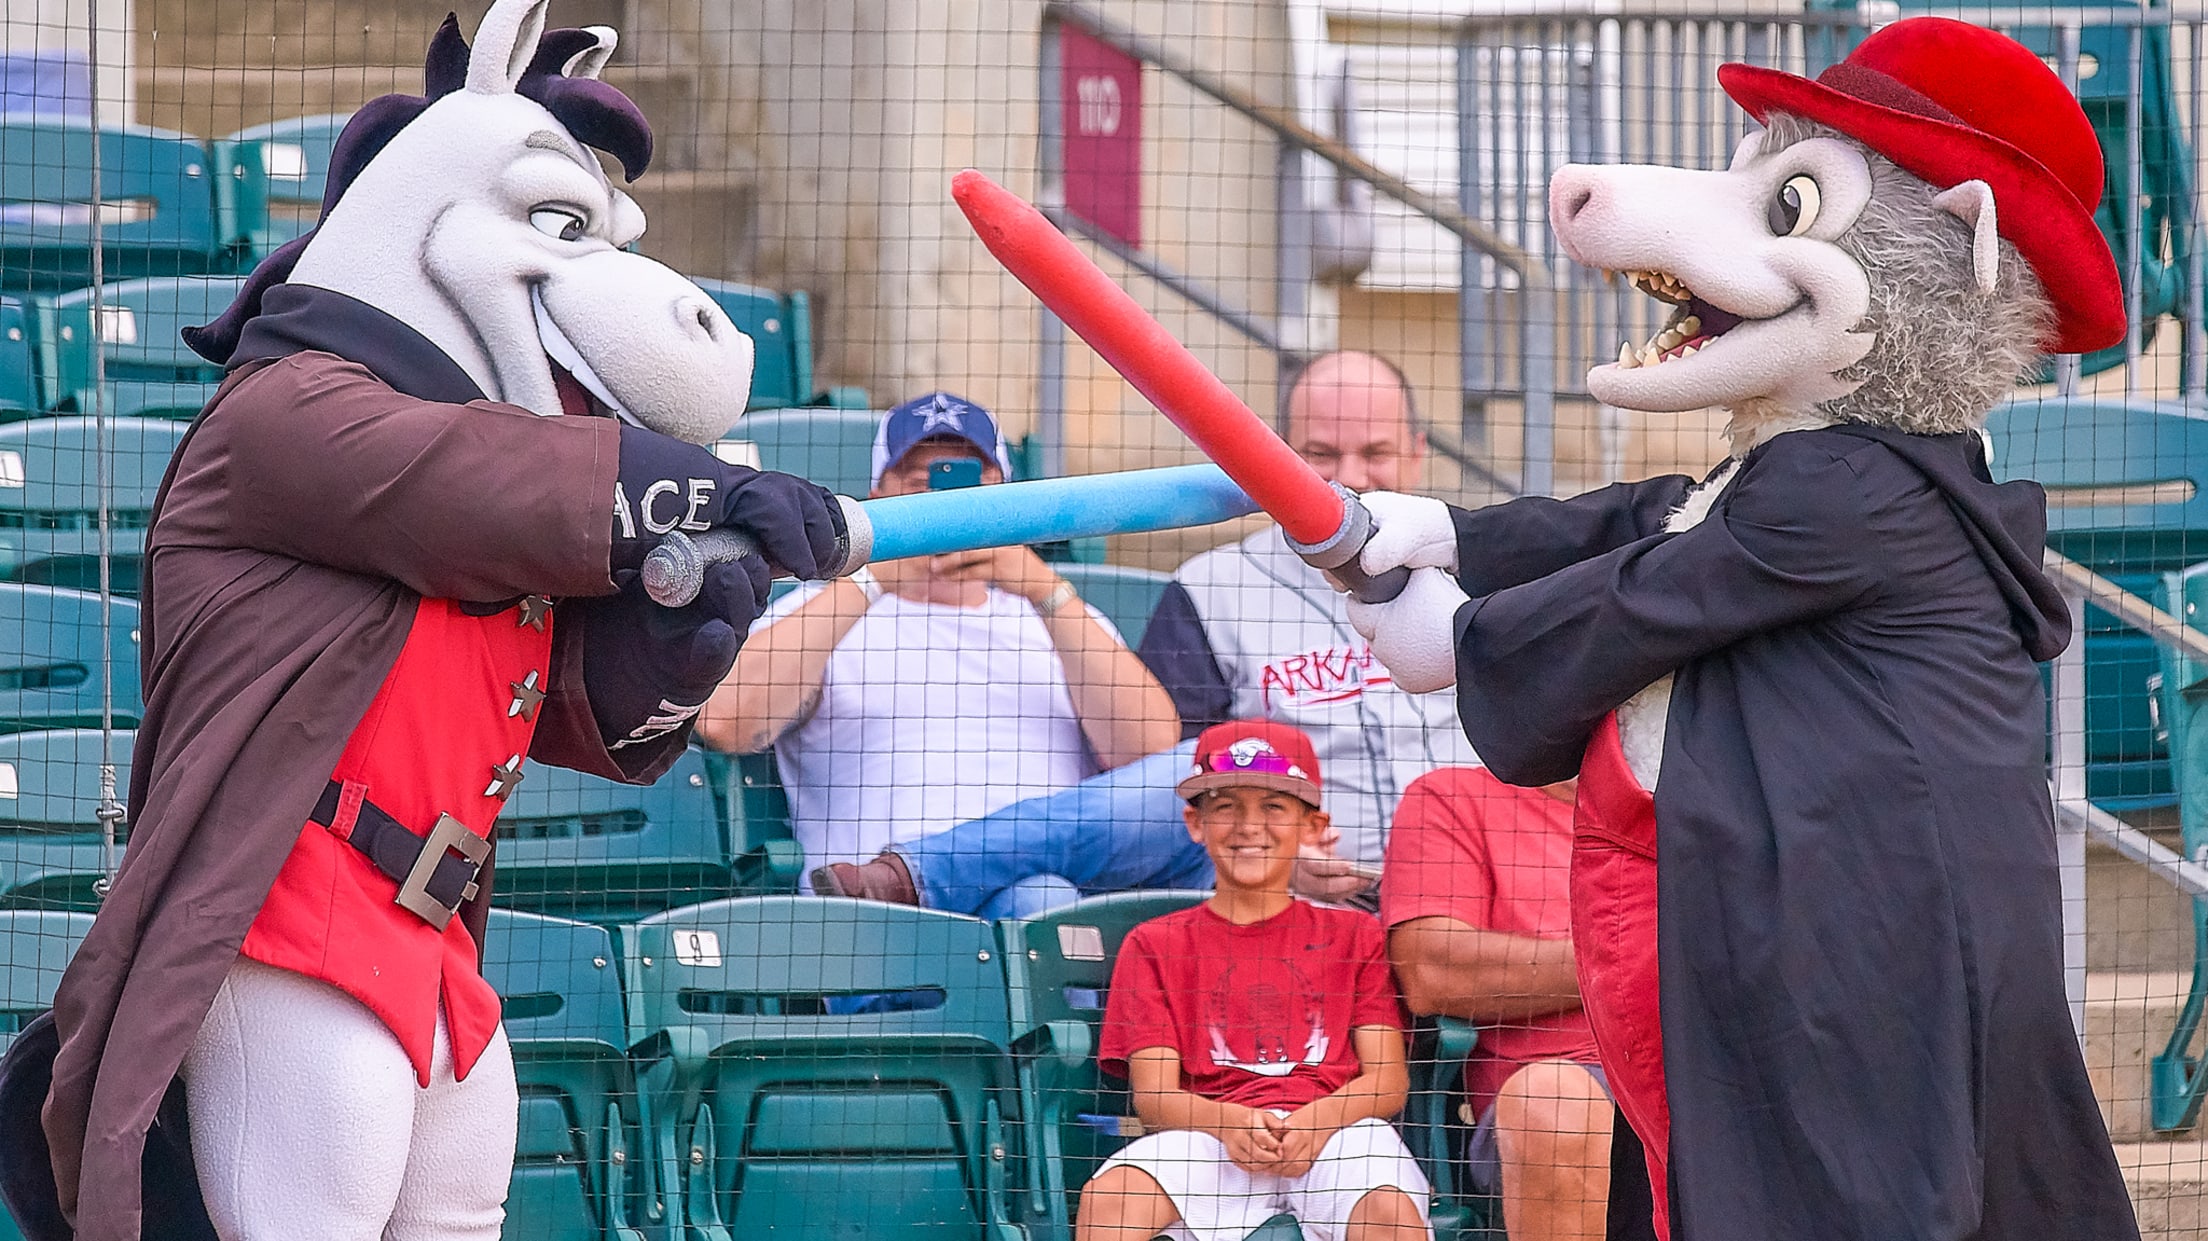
[309,780,492,930]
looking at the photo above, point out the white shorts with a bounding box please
[1097,1116,1432,1241]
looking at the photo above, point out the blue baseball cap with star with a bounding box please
[870,391,1014,487]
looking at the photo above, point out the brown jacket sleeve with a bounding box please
[158,351,621,603]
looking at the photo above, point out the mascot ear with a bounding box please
[467,0,552,96]
[564,27,618,81]
[1932,180,2000,296]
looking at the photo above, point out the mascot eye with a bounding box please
[529,207,588,242]
[1767,175,1822,237]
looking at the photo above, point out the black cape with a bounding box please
[1447,425,2139,1241]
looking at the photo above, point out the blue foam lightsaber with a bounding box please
[642,463,1257,606]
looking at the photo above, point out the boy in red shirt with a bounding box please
[1082,720,1431,1241]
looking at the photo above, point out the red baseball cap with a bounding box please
[1178,719,1323,807]
[1719,17,2123,353]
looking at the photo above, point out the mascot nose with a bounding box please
[1549,165,1601,232]
[677,295,724,343]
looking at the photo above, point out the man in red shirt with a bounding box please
[1084,720,1428,1241]
[1380,768,1610,1241]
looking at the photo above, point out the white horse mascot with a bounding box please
[0,3,845,1239]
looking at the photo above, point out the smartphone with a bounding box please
[928,458,985,490]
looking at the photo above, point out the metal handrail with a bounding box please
[1034,1,1556,493]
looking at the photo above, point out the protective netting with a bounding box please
[0,1,2199,1238]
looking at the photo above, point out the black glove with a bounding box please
[612,424,845,579]
[580,559,763,752]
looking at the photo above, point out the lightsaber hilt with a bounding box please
[1282,485,1411,604]
[640,495,872,607]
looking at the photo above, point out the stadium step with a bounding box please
[2088,970,2196,1143]
[2088,827,2196,974]
[2120,1140,2208,1238]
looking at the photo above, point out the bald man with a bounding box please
[810,350,1478,916]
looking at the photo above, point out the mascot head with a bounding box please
[1547,18,2123,449]
[187,0,752,444]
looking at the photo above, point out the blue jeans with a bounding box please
[891,741,1213,920]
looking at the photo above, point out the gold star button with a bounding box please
[508,670,546,721]
[484,754,525,800]
[516,595,552,632]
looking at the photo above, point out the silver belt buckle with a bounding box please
[395,813,491,929]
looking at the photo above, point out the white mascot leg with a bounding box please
[180,959,518,1241]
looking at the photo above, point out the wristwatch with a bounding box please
[1035,579,1078,617]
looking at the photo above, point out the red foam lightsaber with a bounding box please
[952,169,1409,603]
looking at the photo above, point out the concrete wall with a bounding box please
[629,0,1300,567]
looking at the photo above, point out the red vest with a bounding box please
[241,595,553,1086]
[1571,712,1671,1240]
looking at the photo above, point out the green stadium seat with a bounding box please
[0,908,93,1241]
[0,119,233,292]
[625,896,1023,1240]
[0,300,33,420]
[1401,1016,1496,1240]
[0,728,134,912]
[0,416,186,596]
[1989,395,2208,811]
[1052,564,1168,648]
[2156,565,2208,1136]
[220,114,348,257]
[0,587,141,733]
[481,909,648,1241]
[720,408,881,497]
[31,275,242,411]
[495,747,744,925]
[696,749,802,894]
[0,909,92,1043]
[93,379,221,422]
[995,891,1207,1241]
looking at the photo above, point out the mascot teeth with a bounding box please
[1625,268,1692,302]
[1613,266,1736,369]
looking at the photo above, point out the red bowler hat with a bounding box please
[1719,17,2123,353]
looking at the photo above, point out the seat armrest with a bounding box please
[1431,1016,1479,1063]
[1012,1019,1095,1072]
[736,839,804,893]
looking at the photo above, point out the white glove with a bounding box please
[1346,567,1468,694]
[1355,492,1458,575]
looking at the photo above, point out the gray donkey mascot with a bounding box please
[0,2,845,1239]
[1348,17,2142,1241]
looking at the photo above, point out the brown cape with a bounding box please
[42,349,686,1241]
